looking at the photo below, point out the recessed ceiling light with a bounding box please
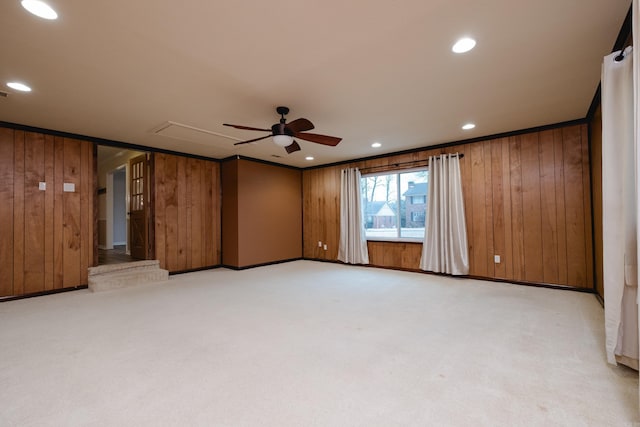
[462,123,476,130]
[305,156,314,161]
[371,142,382,148]
[452,37,476,54]
[7,82,32,92]
[21,0,58,20]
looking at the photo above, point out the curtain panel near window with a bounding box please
[602,44,638,370]
[337,168,369,265]
[420,154,469,275]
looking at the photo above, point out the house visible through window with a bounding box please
[411,211,425,222]
[361,169,428,240]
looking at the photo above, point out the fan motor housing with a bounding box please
[272,123,293,136]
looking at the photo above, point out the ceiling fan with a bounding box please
[223,106,342,154]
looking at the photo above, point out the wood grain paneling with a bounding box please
[176,156,188,270]
[13,131,25,295]
[553,129,569,286]
[0,128,15,297]
[24,132,46,293]
[63,138,82,287]
[162,154,179,270]
[500,138,514,280]
[520,132,543,283]
[53,137,65,289]
[491,139,506,279]
[190,158,202,267]
[80,139,92,285]
[470,142,489,277]
[581,124,594,289]
[154,153,221,272]
[563,126,588,287]
[539,130,560,284]
[509,136,526,282]
[0,128,94,297]
[154,153,167,268]
[302,123,593,288]
[591,106,604,298]
[44,135,55,291]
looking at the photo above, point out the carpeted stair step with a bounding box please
[88,260,169,292]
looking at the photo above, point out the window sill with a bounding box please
[366,238,423,244]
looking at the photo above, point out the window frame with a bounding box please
[361,167,428,243]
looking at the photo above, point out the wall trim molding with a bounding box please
[0,121,221,163]
[1,117,590,174]
[220,154,301,171]
[303,118,588,171]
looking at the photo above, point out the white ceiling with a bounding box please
[0,0,631,168]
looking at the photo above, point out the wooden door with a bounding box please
[129,154,148,260]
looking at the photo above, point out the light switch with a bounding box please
[38,182,46,191]
[63,183,75,192]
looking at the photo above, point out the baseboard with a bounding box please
[168,264,223,275]
[0,285,89,303]
[302,257,596,293]
[221,258,304,271]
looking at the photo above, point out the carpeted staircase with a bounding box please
[88,260,169,292]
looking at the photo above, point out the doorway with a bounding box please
[97,146,149,265]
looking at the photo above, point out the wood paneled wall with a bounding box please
[590,106,604,298]
[303,123,594,289]
[154,153,221,272]
[0,127,94,297]
[221,158,302,268]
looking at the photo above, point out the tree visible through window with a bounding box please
[361,169,428,240]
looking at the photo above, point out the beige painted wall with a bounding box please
[222,158,302,268]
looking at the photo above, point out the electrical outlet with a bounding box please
[318,241,322,247]
[494,255,501,264]
[323,244,328,251]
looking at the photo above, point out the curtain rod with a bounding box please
[359,153,463,174]
[615,46,631,62]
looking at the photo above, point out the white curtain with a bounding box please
[635,0,640,405]
[420,154,469,275]
[337,168,369,264]
[602,42,639,370]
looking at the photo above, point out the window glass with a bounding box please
[361,169,428,240]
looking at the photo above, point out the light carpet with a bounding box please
[0,260,637,426]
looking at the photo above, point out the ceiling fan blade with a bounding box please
[294,132,342,146]
[286,118,314,133]
[224,123,272,132]
[234,134,272,145]
[285,140,301,154]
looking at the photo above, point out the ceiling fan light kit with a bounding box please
[223,106,342,155]
[272,134,293,147]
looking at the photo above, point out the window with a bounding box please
[361,169,428,240]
